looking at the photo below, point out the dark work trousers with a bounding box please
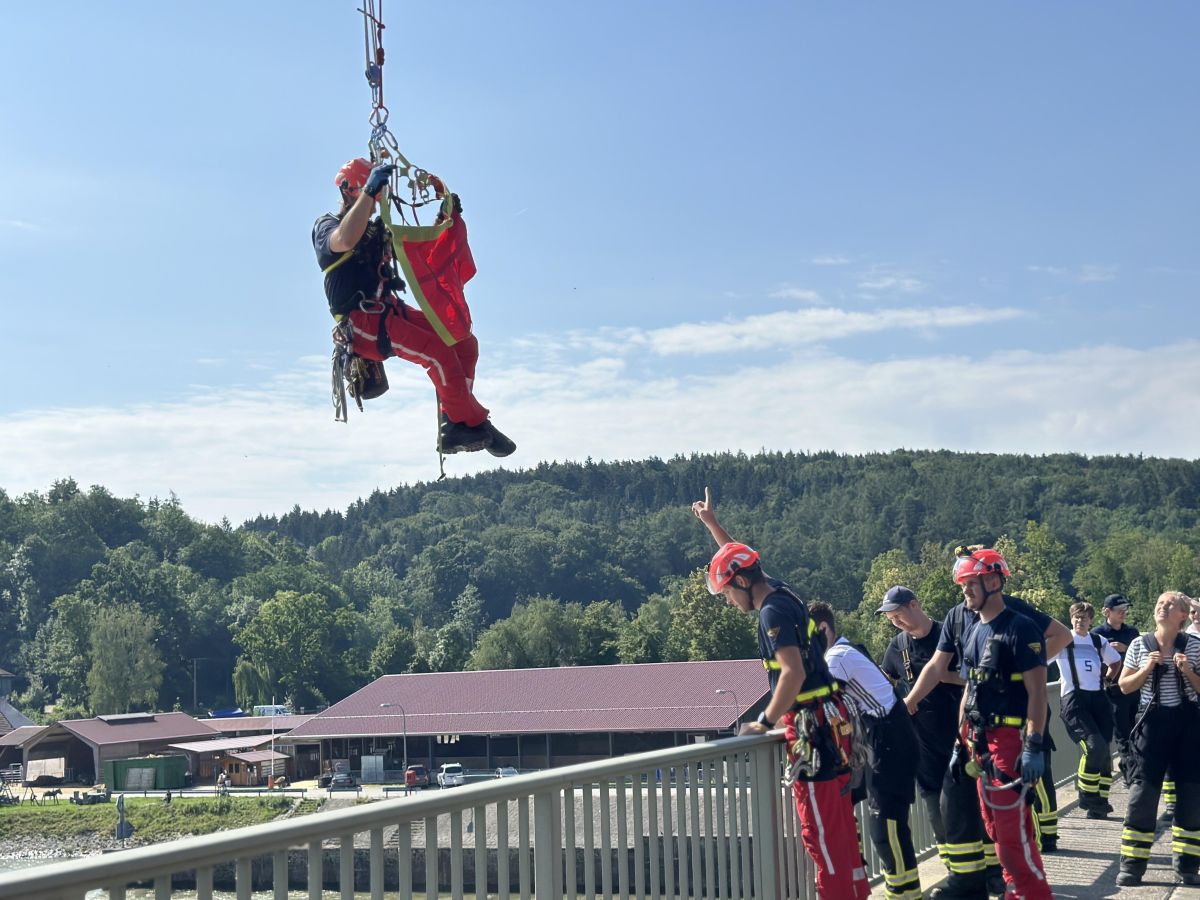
[1121,703,1200,876]
[865,703,922,900]
[1061,688,1115,807]
[939,761,990,894]
[1108,684,1140,781]
[1030,723,1058,846]
[912,706,952,855]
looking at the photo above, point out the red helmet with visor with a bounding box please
[707,542,761,594]
[952,547,1010,585]
[335,157,372,193]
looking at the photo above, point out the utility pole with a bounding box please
[189,658,210,713]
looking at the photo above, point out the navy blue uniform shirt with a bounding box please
[757,578,836,700]
[960,606,1047,722]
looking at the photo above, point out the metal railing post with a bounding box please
[533,789,562,898]
[750,743,781,900]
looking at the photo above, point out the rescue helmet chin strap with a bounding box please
[983,572,1006,605]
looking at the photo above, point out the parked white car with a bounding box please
[436,763,465,788]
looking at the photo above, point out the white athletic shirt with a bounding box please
[824,637,895,719]
[1053,631,1120,696]
[1124,632,1200,708]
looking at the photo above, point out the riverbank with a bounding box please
[0,794,296,863]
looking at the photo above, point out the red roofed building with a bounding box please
[281,659,768,779]
[21,712,218,786]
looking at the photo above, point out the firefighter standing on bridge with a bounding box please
[692,488,869,900]
[954,548,1053,900]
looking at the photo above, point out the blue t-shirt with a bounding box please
[938,594,1052,668]
[757,578,835,700]
[960,606,1047,722]
[312,213,393,316]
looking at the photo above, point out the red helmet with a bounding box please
[334,158,372,192]
[707,542,760,594]
[952,548,1010,584]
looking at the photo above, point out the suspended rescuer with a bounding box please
[877,585,1001,899]
[809,600,922,900]
[954,547,1053,900]
[691,488,869,900]
[1053,601,1121,818]
[1091,593,1139,785]
[312,158,515,456]
[906,546,1072,857]
[1115,590,1200,887]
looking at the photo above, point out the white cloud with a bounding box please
[768,287,823,304]
[1028,264,1117,284]
[3,333,1195,525]
[858,274,926,294]
[810,255,851,266]
[631,305,1024,356]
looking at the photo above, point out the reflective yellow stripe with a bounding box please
[1123,828,1156,842]
[322,249,355,275]
[796,681,840,703]
[1174,826,1200,840]
[989,715,1025,727]
[1122,846,1152,859]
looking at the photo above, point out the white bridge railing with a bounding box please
[0,689,1081,899]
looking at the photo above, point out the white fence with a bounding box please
[0,687,1082,899]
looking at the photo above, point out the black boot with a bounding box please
[928,883,989,900]
[479,419,516,457]
[439,418,492,454]
[1116,863,1144,886]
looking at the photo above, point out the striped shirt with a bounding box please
[1124,632,1200,708]
[824,637,894,719]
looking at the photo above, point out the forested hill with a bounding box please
[3,451,1198,721]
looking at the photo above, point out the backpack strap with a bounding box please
[1065,639,1082,692]
[898,632,915,684]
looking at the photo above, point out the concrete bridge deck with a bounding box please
[883,778,1199,899]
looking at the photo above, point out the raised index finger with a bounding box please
[704,486,712,507]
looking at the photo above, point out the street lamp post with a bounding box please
[715,689,741,732]
[379,703,408,788]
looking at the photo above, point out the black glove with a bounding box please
[948,740,967,783]
[364,163,396,198]
[1020,733,1045,785]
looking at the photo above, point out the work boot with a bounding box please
[479,419,516,457]
[1162,803,1176,823]
[1176,871,1200,886]
[1039,835,1058,853]
[1085,807,1109,819]
[927,884,988,900]
[985,868,1006,895]
[1116,865,1144,886]
[438,419,492,454]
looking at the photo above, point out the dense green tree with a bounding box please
[234,591,347,707]
[662,572,757,662]
[468,597,584,670]
[578,600,628,666]
[87,604,164,714]
[370,628,417,678]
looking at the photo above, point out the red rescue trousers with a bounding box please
[347,305,488,427]
[974,727,1051,900]
[784,701,870,900]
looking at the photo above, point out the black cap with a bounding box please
[877,585,917,614]
[1103,593,1129,610]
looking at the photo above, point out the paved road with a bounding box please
[883,778,1199,899]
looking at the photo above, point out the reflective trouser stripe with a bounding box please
[1122,827,1156,860]
[983,843,999,869]
[941,841,986,873]
[1174,825,1200,858]
[1033,779,1058,836]
[1098,774,1113,799]
[1165,780,1178,804]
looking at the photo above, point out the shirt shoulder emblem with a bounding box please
[1028,641,1042,655]
[767,626,781,639]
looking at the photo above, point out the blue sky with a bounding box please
[1,2,1197,523]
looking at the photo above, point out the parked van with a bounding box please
[252,704,292,717]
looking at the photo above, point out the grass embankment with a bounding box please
[0,796,293,842]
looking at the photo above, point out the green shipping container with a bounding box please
[103,755,188,791]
